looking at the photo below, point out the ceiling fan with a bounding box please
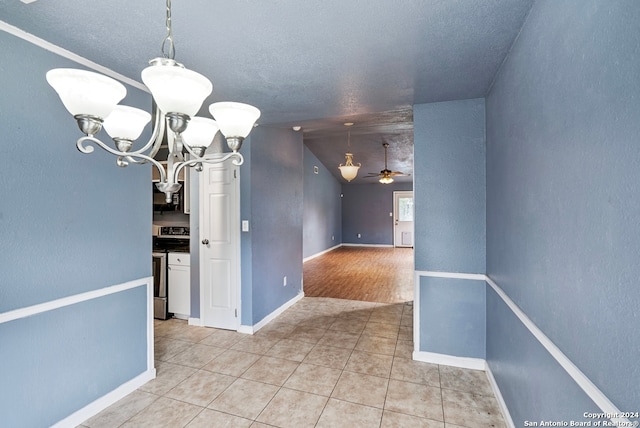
[365,142,410,184]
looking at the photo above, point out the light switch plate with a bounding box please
[242,220,249,232]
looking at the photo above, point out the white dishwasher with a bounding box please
[168,252,190,319]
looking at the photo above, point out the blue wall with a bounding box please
[303,146,342,258]
[341,182,413,245]
[0,31,151,426]
[240,127,304,325]
[239,137,254,324]
[486,288,600,421]
[414,99,486,274]
[413,98,486,359]
[420,276,486,359]
[486,0,640,421]
[0,288,148,427]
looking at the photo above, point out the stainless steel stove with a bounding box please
[152,224,190,319]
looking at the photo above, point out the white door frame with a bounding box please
[393,190,414,248]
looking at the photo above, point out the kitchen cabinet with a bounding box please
[168,252,190,318]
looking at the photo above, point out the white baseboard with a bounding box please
[237,324,254,334]
[413,350,486,370]
[485,362,515,428]
[342,243,394,247]
[172,313,189,320]
[303,244,342,262]
[238,291,305,335]
[188,317,202,326]
[303,243,398,263]
[52,368,156,428]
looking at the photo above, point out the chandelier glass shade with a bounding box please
[46,68,127,118]
[180,117,219,150]
[338,154,360,182]
[45,0,260,203]
[338,125,361,182]
[140,61,213,118]
[102,106,152,141]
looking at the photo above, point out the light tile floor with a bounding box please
[80,297,505,428]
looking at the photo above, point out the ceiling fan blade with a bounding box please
[365,143,411,180]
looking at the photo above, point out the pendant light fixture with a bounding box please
[46,0,260,203]
[338,122,361,182]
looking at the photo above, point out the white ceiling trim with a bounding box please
[0,20,147,92]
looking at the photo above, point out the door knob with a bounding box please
[202,239,209,245]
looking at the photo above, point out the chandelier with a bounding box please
[45,0,260,203]
[338,123,361,182]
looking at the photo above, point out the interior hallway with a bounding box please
[303,246,414,303]
[80,297,505,427]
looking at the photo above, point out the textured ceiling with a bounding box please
[1,0,534,183]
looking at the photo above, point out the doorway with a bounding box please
[303,246,413,303]
[393,191,414,248]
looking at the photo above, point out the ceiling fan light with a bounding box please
[141,63,213,118]
[46,68,126,119]
[209,102,261,139]
[181,116,219,148]
[379,175,394,184]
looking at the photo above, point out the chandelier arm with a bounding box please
[172,152,244,183]
[127,105,167,158]
[182,142,202,159]
[199,152,245,167]
[77,136,168,183]
[122,155,148,165]
[171,132,182,156]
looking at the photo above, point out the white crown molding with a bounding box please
[0,20,147,92]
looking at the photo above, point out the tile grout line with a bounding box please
[88,297,498,427]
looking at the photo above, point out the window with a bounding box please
[398,197,414,221]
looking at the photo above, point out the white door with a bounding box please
[393,191,414,247]
[199,158,240,330]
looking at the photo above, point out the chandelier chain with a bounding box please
[161,0,176,59]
